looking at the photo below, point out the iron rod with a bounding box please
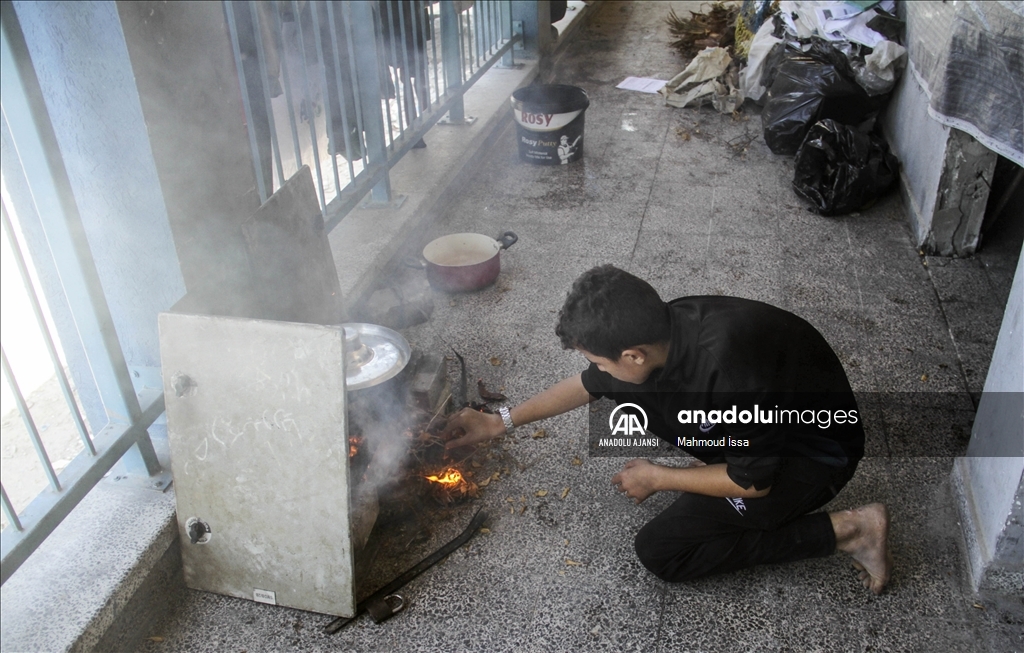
[384,1,405,137]
[269,4,304,174]
[429,2,441,105]
[376,8,397,151]
[341,3,370,167]
[248,1,285,189]
[290,0,328,211]
[0,200,93,455]
[309,2,343,197]
[410,0,426,126]
[0,347,61,492]
[223,3,268,203]
[397,1,416,131]
[324,2,358,180]
[0,483,22,532]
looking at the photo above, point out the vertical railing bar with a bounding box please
[507,0,515,66]
[459,8,470,81]
[487,0,496,58]
[248,1,285,189]
[425,2,438,105]
[480,2,487,64]
[410,0,425,126]
[439,1,449,95]
[309,2,343,198]
[494,0,501,55]
[0,347,61,492]
[0,201,93,456]
[397,1,416,131]
[475,1,483,65]
[378,20,397,150]
[469,5,478,73]
[269,5,304,173]
[380,2,395,147]
[384,1,405,138]
[429,2,441,103]
[0,483,22,531]
[475,4,483,67]
[223,3,268,203]
[493,1,499,56]
[290,0,328,212]
[341,3,370,167]
[324,2,358,181]
[459,4,467,76]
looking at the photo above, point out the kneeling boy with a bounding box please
[444,265,891,594]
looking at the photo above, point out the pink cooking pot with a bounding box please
[419,231,518,292]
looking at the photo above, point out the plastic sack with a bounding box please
[792,119,899,216]
[761,46,886,155]
[852,40,907,96]
[740,20,783,102]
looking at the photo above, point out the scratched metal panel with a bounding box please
[158,311,354,616]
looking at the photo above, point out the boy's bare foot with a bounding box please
[830,503,892,595]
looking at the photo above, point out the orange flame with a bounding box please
[425,467,464,485]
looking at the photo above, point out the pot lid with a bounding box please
[343,323,411,390]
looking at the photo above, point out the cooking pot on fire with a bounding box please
[343,323,411,391]
[419,231,518,292]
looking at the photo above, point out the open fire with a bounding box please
[348,435,364,458]
[425,467,464,485]
[424,465,477,503]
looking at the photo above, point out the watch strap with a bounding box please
[498,406,515,434]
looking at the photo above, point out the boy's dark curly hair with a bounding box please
[555,265,671,359]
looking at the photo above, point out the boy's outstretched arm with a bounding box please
[612,459,771,502]
[443,373,592,448]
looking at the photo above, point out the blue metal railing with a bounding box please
[0,3,165,585]
[224,0,521,230]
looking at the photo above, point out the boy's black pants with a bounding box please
[634,457,858,582]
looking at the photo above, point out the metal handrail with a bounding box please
[0,2,165,585]
[225,0,521,225]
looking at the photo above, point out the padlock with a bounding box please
[365,594,405,624]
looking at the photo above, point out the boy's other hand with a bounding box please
[443,408,506,449]
[611,459,661,504]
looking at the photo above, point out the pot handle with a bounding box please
[496,231,518,250]
[402,255,427,269]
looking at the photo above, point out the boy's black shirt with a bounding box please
[581,296,865,490]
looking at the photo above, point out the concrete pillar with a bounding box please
[883,72,998,256]
[116,0,263,318]
[952,243,1024,596]
[881,1,999,257]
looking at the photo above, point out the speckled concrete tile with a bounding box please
[659,593,794,653]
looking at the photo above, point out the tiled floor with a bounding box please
[140,3,1023,652]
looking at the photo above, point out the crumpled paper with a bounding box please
[659,47,745,113]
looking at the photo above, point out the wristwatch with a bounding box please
[498,406,515,434]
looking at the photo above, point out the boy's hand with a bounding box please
[442,408,506,449]
[611,459,662,504]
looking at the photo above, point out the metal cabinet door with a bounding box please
[159,312,355,616]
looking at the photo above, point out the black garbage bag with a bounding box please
[792,119,899,216]
[761,42,887,155]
